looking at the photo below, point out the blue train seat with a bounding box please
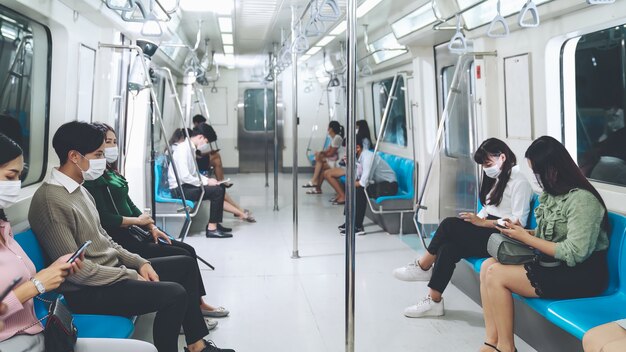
[544,212,626,339]
[154,155,195,209]
[373,152,415,204]
[14,230,136,339]
[464,194,540,272]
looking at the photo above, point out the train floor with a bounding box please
[134,173,537,352]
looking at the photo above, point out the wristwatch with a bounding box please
[30,278,46,294]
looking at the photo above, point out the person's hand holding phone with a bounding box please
[499,220,531,243]
[459,212,485,226]
[33,255,76,292]
[136,213,154,226]
[206,178,219,186]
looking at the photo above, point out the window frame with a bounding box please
[0,5,52,187]
[370,75,408,148]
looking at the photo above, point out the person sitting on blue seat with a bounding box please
[84,122,229,319]
[27,122,235,352]
[0,132,157,352]
[393,138,533,319]
[339,135,397,236]
[479,136,609,352]
[303,121,344,194]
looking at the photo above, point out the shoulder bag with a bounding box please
[18,296,78,352]
[487,232,538,265]
[106,186,151,242]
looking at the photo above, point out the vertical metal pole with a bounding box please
[291,6,300,259]
[273,51,280,211]
[264,84,270,187]
[346,0,357,349]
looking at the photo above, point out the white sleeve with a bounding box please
[173,145,200,186]
[331,135,343,148]
[509,178,534,227]
[477,207,488,219]
[359,152,374,185]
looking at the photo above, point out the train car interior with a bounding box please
[1,0,626,351]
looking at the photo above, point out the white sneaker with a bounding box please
[392,261,433,281]
[404,296,444,318]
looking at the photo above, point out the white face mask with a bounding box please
[104,147,119,163]
[75,155,107,181]
[0,180,21,209]
[483,155,504,179]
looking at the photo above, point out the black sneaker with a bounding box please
[184,339,235,352]
[206,228,233,238]
[217,223,232,232]
[340,227,365,236]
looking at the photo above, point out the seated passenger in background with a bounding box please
[0,132,157,352]
[84,123,229,318]
[28,122,234,352]
[325,119,373,204]
[479,136,609,352]
[303,121,344,194]
[583,320,626,352]
[393,138,533,318]
[339,136,397,236]
[192,115,225,180]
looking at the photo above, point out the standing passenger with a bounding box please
[479,136,609,352]
[393,138,533,318]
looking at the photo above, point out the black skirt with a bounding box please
[524,250,608,298]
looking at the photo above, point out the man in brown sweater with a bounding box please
[28,121,233,352]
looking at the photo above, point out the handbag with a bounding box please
[44,297,78,352]
[487,232,538,265]
[106,186,151,242]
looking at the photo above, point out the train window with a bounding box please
[0,6,50,186]
[243,88,275,132]
[441,64,472,157]
[564,25,626,187]
[371,76,407,147]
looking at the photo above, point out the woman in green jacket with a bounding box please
[479,136,610,352]
[84,123,228,319]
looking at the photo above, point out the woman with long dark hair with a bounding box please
[479,136,609,352]
[84,123,229,319]
[393,138,533,318]
[303,120,345,194]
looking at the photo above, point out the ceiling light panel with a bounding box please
[221,33,234,45]
[306,46,323,56]
[391,3,438,39]
[462,0,551,30]
[357,0,384,18]
[317,35,336,47]
[330,21,347,35]
[180,0,233,14]
[218,17,233,33]
[223,45,234,54]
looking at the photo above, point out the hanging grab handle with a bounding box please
[305,17,325,37]
[518,0,540,28]
[316,0,341,22]
[487,0,510,38]
[448,15,468,54]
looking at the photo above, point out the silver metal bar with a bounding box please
[97,43,193,237]
[291,6,300,259]
[273,53,280,211]
[264,85,270,187]
[411,51,497,250]
[345,0,357,349]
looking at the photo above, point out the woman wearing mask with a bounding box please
[479,136,609,352]
[303,121,345,195]
[0,133,157,352]
[84,123,229,319]
[393,138,534,318]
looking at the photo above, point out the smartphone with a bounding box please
[0,276,22,303]
[67,240,92,263]
[496,219,509,229]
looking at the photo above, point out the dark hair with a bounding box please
[525,136,608,230]
[356,120,373,145]
[193,114,207,124]
[192,123,217,143]
[355,135,364,149]
[52,121,105,165]
[473,138,517,207]
[328,121,344,138]
[0,133,23,220]
[168,128,192,146]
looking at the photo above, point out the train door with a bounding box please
[237,84,284,173]
[435,44,480,220]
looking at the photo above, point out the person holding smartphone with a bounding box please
[84,123,229,318]
[392,138,534,318]
[0,132,157,352]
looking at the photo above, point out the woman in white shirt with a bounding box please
[392,138,534,318]
[303,121,344,194]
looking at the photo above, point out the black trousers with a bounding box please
[171,183,224,224]
[355,181,398,227]
[64,256,208,352]
[106,230,207,297]
[426,216,497,293]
